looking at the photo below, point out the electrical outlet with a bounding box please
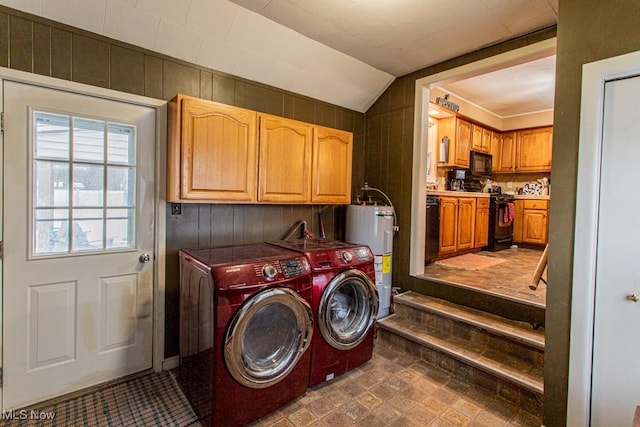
[171,203,182,215]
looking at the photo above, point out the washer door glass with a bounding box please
[319,269,378,350]
[224,287,313,388]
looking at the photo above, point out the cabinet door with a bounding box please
[312,127,352,203]
[457,197,476,250]
[481,129,492,153]
[168,95,258,202]
[474,198,490,248]
[490,131,501,170]
[439,197,458,254]
[455,119,472,168]
[516,126,553,172]
[258,114,313,203]
[472,124,483,151]
[522,209,548,244]
[498,132,516,172]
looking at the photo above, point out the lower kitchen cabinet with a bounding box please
[474,197,490,248]
[439,197,459,254]
[438,196,479,255]
[514,198,549,245]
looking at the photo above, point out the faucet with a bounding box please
[282,220,308,240]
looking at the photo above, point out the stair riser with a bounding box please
[393,302,543,368]
[377,328,543,418]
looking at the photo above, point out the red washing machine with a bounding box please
[177,244,314,426]
[268,239,378,387]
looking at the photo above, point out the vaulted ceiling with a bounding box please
[0,0,558,114]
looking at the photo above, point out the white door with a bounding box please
[2,81,156,409]
[591,75,640,425]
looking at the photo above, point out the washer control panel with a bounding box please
[280,259,306,278]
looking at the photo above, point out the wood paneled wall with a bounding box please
[0,6,366,358]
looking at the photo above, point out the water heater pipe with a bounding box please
[357,182,399,233]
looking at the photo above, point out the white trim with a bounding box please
[567,49,640,427]
[162,356,180,371]
[0,67,168,384]
[409,38,557,277]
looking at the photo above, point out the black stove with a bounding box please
[485,194,516,251]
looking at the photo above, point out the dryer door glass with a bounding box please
[224,287,313,388]
[319,269,379,350]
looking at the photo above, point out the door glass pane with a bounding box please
[108,123,136,165]
[72,164,104,207]
[34,209,69,254]
[34,112,70,160]
[73,118,104,162]
[72,209,104,251]
[329,281,368,336]
[32,111,138,256]
[107,166,135,207]
[35,161,69,207]
[106,208,134,249]
[242,303,298,376]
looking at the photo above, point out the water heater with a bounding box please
[346,205,395,318]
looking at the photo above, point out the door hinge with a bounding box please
[0,241,3,259]
[1,112,4,132]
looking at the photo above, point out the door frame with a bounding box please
[567,49,640,425]
[0,68,167,403]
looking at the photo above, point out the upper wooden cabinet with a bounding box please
[313,126,353,203]
[497,131,517,173]
[258,114,313,203]
[167,94,353,204]
[437,117,471,168]
[516,126,553,172]
[167,94,258,202]
[472,124,491,153]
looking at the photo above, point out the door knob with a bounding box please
[139,253,151,263]
[627,294,639,303]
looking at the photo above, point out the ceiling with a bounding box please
[0,0,558,114]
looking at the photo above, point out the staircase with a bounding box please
[376,291,544,417]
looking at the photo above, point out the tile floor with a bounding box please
[420,248,546,308]
[249,340,541,427]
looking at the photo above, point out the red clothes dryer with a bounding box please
[268,239,378,387]
[178,244,314,426]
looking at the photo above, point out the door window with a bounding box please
[32,111,137,256]
[319,270,378,350]
[224,288,313,388]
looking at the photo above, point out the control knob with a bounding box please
[262,264,278,280]
[341,251,353,263]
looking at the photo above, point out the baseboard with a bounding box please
[162,356,180,371]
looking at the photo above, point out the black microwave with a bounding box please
[469,151,492,177]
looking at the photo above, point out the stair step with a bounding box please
[377,314,544,395]
[393,291,544,350]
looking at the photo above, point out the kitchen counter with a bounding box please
[427,190,490,198]
[514,194,550,200]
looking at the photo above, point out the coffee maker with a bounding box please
[446,169,466,191]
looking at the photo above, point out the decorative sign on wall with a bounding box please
[435,94,460,113]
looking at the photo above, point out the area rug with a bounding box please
[3,371,198,427]
[435,253,507,270]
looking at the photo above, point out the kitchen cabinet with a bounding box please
[439,197,459,254]
[472,124,491,153]
[437,117,472,168]
[496,131,517,173]
[514,198,549,245]
[167,94,353,205]
[167,94,258,203]
[438,196,478,254]
[515,126,553,172]
[474,197,490,248]
[312,126,353,203]
[258,114,313,203]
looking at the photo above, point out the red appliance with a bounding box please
[178,244,314,426]
[268,239,378,387]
